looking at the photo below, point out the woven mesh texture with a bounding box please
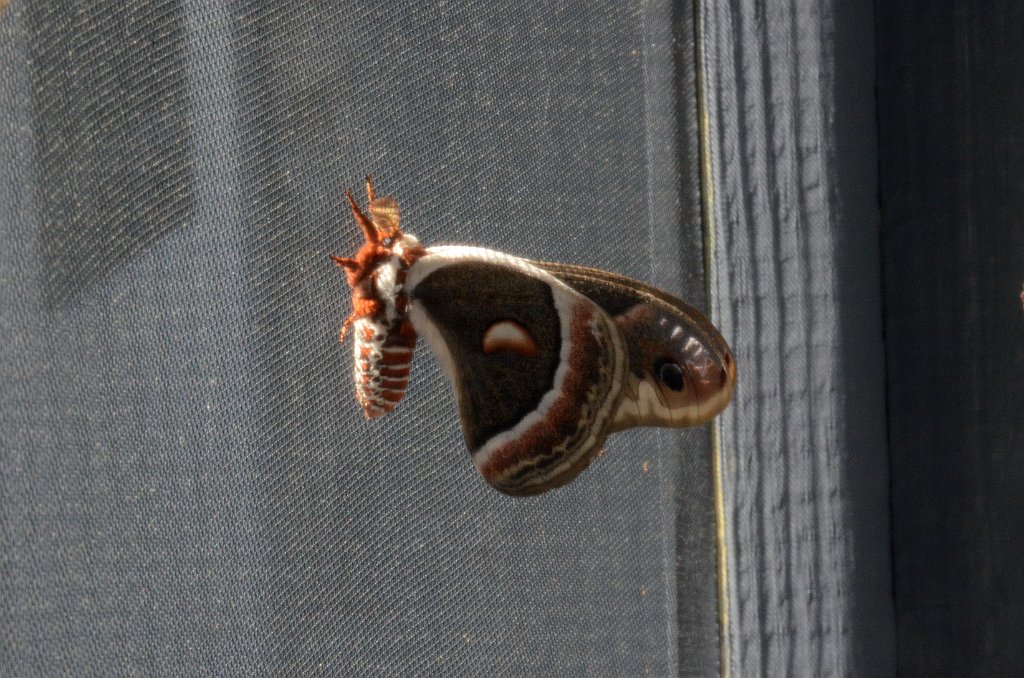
[1,2,718,675]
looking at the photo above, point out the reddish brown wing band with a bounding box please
[405,249,628,495]
[532,261,736,430]
[333,181,736,495]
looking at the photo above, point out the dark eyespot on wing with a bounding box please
[655,358,685,391]
[534,259,736,428]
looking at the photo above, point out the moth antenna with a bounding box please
[365,175,376,203]
[331,255,359,271]
[346,190,378,243]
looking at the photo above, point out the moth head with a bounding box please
[332,178,426,287]
[612,302,736,430]
[331,177,427,349]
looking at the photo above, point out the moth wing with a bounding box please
[368,196,401,234]
[532,261,736,430]
[406,247,628,496]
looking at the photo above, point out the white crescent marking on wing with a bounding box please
[405,246,618,472]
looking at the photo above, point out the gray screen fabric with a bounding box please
[700,1,896,676]
[2,2,722,676]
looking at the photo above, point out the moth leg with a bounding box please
[339,315,354,341]
[339,313,357,341]
[331,255,359,272]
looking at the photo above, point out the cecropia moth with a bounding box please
[333,178,736,496]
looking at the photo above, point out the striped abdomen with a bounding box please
[353,315,416,418]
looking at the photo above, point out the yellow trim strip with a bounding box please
[692,1,730,676]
